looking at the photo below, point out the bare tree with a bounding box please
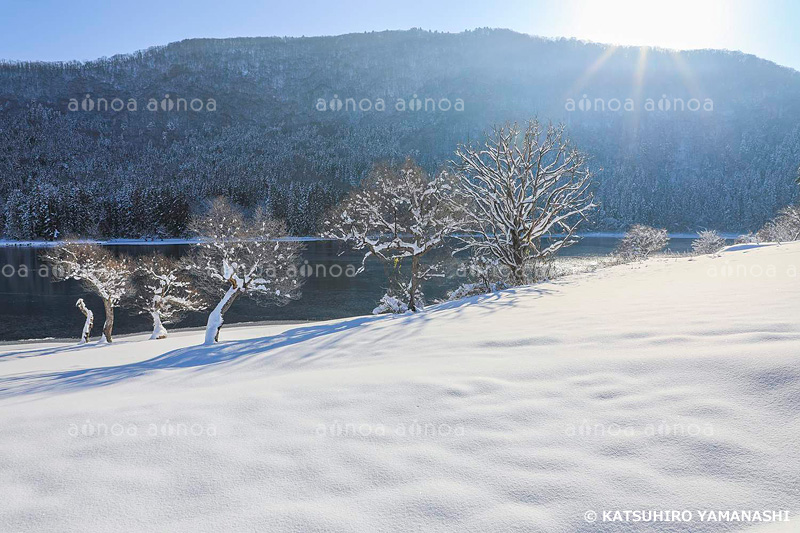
[42,242,132,343]
[132,253,205,340]
[452,120,595,285]
[324,158,460,312]
[75,298,94,344]
[615,225,669,260]
[189,198,303,344]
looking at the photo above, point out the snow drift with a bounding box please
[0,243,799,532]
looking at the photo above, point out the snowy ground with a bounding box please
[1,243,799,532]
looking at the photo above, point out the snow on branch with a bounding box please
[451,120,595,285]
[132,253,206,339]
[323,158,461,311]
[188,197,303,343]
[42,242,131,305]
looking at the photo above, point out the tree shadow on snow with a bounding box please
[0,314,410,398]
[0,342,107,361]
[0,284,558,399]
[428,284,557,319]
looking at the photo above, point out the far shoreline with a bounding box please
[0,232,741,248]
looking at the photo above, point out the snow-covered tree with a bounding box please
[692,230,726,255]
[42,243,132,343]
[452,120,595,285]
[780,206,800,240]
[189,198,303,344]
[757,205,800,242]
[132,253,205,339]
[75,298,93,344]
[615,225,669,260]
[324,158,460,312]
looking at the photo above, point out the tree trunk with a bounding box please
[408,255,420,312]
[101,298,114,343]
[510,232,526,286]
[509,257,526,286]
[75,298,93,344]
[150,311,168,340]
[204,285,240,345]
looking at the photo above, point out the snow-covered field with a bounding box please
[1,243,798,532]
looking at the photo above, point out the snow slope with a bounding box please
[1,243,799,532]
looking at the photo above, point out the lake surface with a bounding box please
[0,237,699,342]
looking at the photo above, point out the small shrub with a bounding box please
[615,225,669,260]
[373,293,417,314]
[692,230,726,255]
[446,282,493,301]
[735,233,757,245]
[447,255,508,300]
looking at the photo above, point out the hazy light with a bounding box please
[568,0,733,50]
[566,45,618,97]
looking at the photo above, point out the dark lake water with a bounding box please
[0,237,698,342]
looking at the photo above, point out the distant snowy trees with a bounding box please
[42,243,133,343]
[692,231,726,255]
[324,159,461,312]
[615,225,669,260]
[132,254,205,339]
[190,198,303,344]
[3,33,800,239]
[452,121,595,285]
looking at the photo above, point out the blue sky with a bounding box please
[1,0,798,71]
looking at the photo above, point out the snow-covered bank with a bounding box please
[1,243,799,532]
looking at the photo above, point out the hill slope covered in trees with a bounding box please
[1,29,799,238]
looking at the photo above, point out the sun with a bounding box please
[569,0,733,51]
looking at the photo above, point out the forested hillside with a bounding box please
[1,28,799,238]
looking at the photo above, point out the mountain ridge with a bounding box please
[1,28,798,238]
[5,28,799,75]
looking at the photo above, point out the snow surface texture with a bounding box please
[1,243,799,532]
